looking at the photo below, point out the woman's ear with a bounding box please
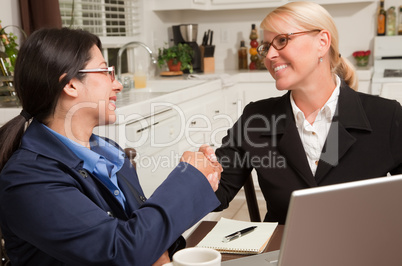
[318,30,331,56]
[60,73,79,98]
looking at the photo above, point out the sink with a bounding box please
[132,79,207,93]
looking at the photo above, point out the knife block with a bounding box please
[200,45,215,73]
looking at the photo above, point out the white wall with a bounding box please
[2,0,401,71]
[0,0,22,40]
[145,1,402,71]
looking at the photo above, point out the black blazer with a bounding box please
[215,82,402,224]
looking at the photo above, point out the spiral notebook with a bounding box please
[196,218,278,254]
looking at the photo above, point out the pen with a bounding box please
[222,226,257,243]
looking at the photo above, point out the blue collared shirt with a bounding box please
[43,125,127,210]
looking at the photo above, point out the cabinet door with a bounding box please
[125,113,182,197]
[211,0,281,4]
[125,112,181,155]
[240,82,285,106]
[135,144,180,197]
[152,0,374,11]
[224,85,242,121]
[152,0,207,10]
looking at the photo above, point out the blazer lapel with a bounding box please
[261,93,317,187]
[315,83,372,182]
[278,123,317,187]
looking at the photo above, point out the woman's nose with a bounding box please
[113,79,123,92]
[266,45,279,60]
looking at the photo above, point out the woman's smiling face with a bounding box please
[263,25,322,92]
[77,45,123,126]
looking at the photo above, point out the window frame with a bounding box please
[59,0,142,72]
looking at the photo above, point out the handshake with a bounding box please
[180,144,222,192]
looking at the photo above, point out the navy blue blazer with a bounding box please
[215,83,402,224]
[0,119,220,265]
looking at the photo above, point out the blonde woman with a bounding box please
[214,1,402,224]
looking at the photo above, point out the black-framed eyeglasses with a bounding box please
[257,30,321,57]
[78,66,115,82]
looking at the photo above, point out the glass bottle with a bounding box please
[238,40,248,70]
[386,6,396,36]
[249,24,258,70]
[398,6,402,35]
[377,0,386,36]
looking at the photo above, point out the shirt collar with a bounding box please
[290,75,341,127]
[42,125,124,173]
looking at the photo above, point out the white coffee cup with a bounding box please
[163,247,221,266]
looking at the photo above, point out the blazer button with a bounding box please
[107,211,114,217]
[139,196,146,202]
[78,169,88,178]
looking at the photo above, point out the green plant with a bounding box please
[157,43,194,73]
[0,20,25,75]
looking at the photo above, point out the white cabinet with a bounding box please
[153,0,286,11]
[355,68,373,94]
[208,85,242,147]
[209,0,285,10]
[152,0,208,11]
[306,0,374,4]
[152,0,374,11]
[124,109,182,197]
[235,81,285,189]
[124,88,230,196]
[238,82,285,106]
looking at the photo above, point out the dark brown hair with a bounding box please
[0,28,101,170]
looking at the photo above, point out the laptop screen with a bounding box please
[223,174,402,266]
[278,174,402,266]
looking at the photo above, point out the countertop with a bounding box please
[0,68,374,126]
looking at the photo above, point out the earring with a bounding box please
[319,57,323,63]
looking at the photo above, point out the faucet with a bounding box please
[116,41,158,82]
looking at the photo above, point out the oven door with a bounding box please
[371,71,402,96]
[378,83,402,104]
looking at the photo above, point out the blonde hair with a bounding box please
[260,1,358,90]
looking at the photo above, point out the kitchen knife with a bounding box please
[209,30,214,45]
[202,31,208,46]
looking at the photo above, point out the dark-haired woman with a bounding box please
[0,28,221,266]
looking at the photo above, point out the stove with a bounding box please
[384,69,402,78]
[371,36,402,95]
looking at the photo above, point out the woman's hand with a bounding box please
[180,145,222,191]
[198,144,219,164]
[152,250,170,266]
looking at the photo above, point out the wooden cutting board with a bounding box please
[160,71,183,76]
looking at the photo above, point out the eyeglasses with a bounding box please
[257,30,321,57]
[78,66,115,82]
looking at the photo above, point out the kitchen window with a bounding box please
[59,0,142,70]
[59,0,140,37]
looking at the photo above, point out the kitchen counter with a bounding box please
[0,68,374,126]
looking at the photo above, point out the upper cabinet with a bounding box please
[152,0,374,11]
[152,0,208,10]
[152,0,284,11]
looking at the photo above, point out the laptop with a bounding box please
[222,174,402,266]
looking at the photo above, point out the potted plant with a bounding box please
[0,20,26,75]
[352,50,371,67]
[157,43,194,73]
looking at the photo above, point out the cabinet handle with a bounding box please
[126,107,172,126]
[232,102,237,105]
[137,122,159,133]
[191,121,197,125]
[137,127,149,133]
[215,110,220,114]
